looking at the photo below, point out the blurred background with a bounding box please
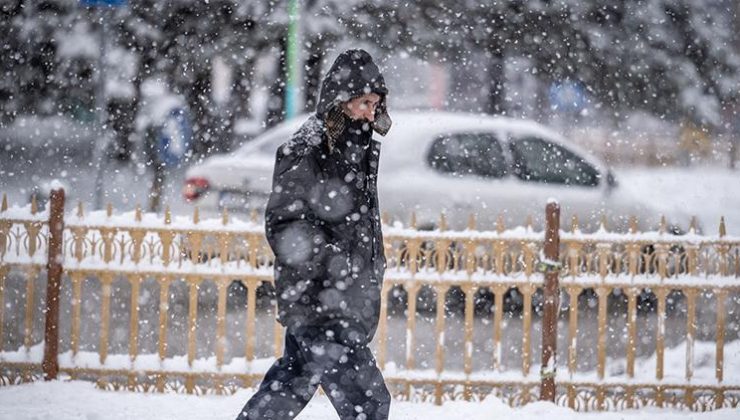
[0,0,738,222]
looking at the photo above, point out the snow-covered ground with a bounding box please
[614,166,740,235]
[0,380,738,420]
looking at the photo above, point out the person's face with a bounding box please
[341,92,381,122]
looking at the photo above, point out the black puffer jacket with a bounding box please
[265,49,389,346]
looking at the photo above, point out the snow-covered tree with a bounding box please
[0,0,84,122]
[335,0,739,125]
[2,0,737,153]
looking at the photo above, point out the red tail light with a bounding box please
[184,177,210,201]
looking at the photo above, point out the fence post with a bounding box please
[539,200,560,401]
[43,186,65,380]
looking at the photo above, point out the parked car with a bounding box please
[184,111,687,232]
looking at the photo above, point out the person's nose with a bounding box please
[365,105,376,122]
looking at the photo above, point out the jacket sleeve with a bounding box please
[264,146,328,271]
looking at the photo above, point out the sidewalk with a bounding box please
[0,380,738,420]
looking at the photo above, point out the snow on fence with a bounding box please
[0,190,739,412]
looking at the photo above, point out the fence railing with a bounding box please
[0,190,738,411]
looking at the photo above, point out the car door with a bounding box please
[506,135,605,229]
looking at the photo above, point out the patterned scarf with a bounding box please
[324,106,348,153]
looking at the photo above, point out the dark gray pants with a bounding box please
[236,326,391,420]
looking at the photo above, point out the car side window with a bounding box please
[427,133,508,178]
[509,136,600,187]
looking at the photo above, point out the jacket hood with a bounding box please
[315,49,391,136]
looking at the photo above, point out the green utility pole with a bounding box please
[284,0,300,119]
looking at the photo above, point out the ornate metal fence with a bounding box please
[1,191,738,411]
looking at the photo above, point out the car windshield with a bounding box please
[236,129,287,157]
[508,136,600,186]
[257,138,280,155]
[238,118,307,157]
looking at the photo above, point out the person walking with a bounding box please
[236,49,393,420]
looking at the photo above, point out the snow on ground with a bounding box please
[616,166,740,235]
[0,380,738,420]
